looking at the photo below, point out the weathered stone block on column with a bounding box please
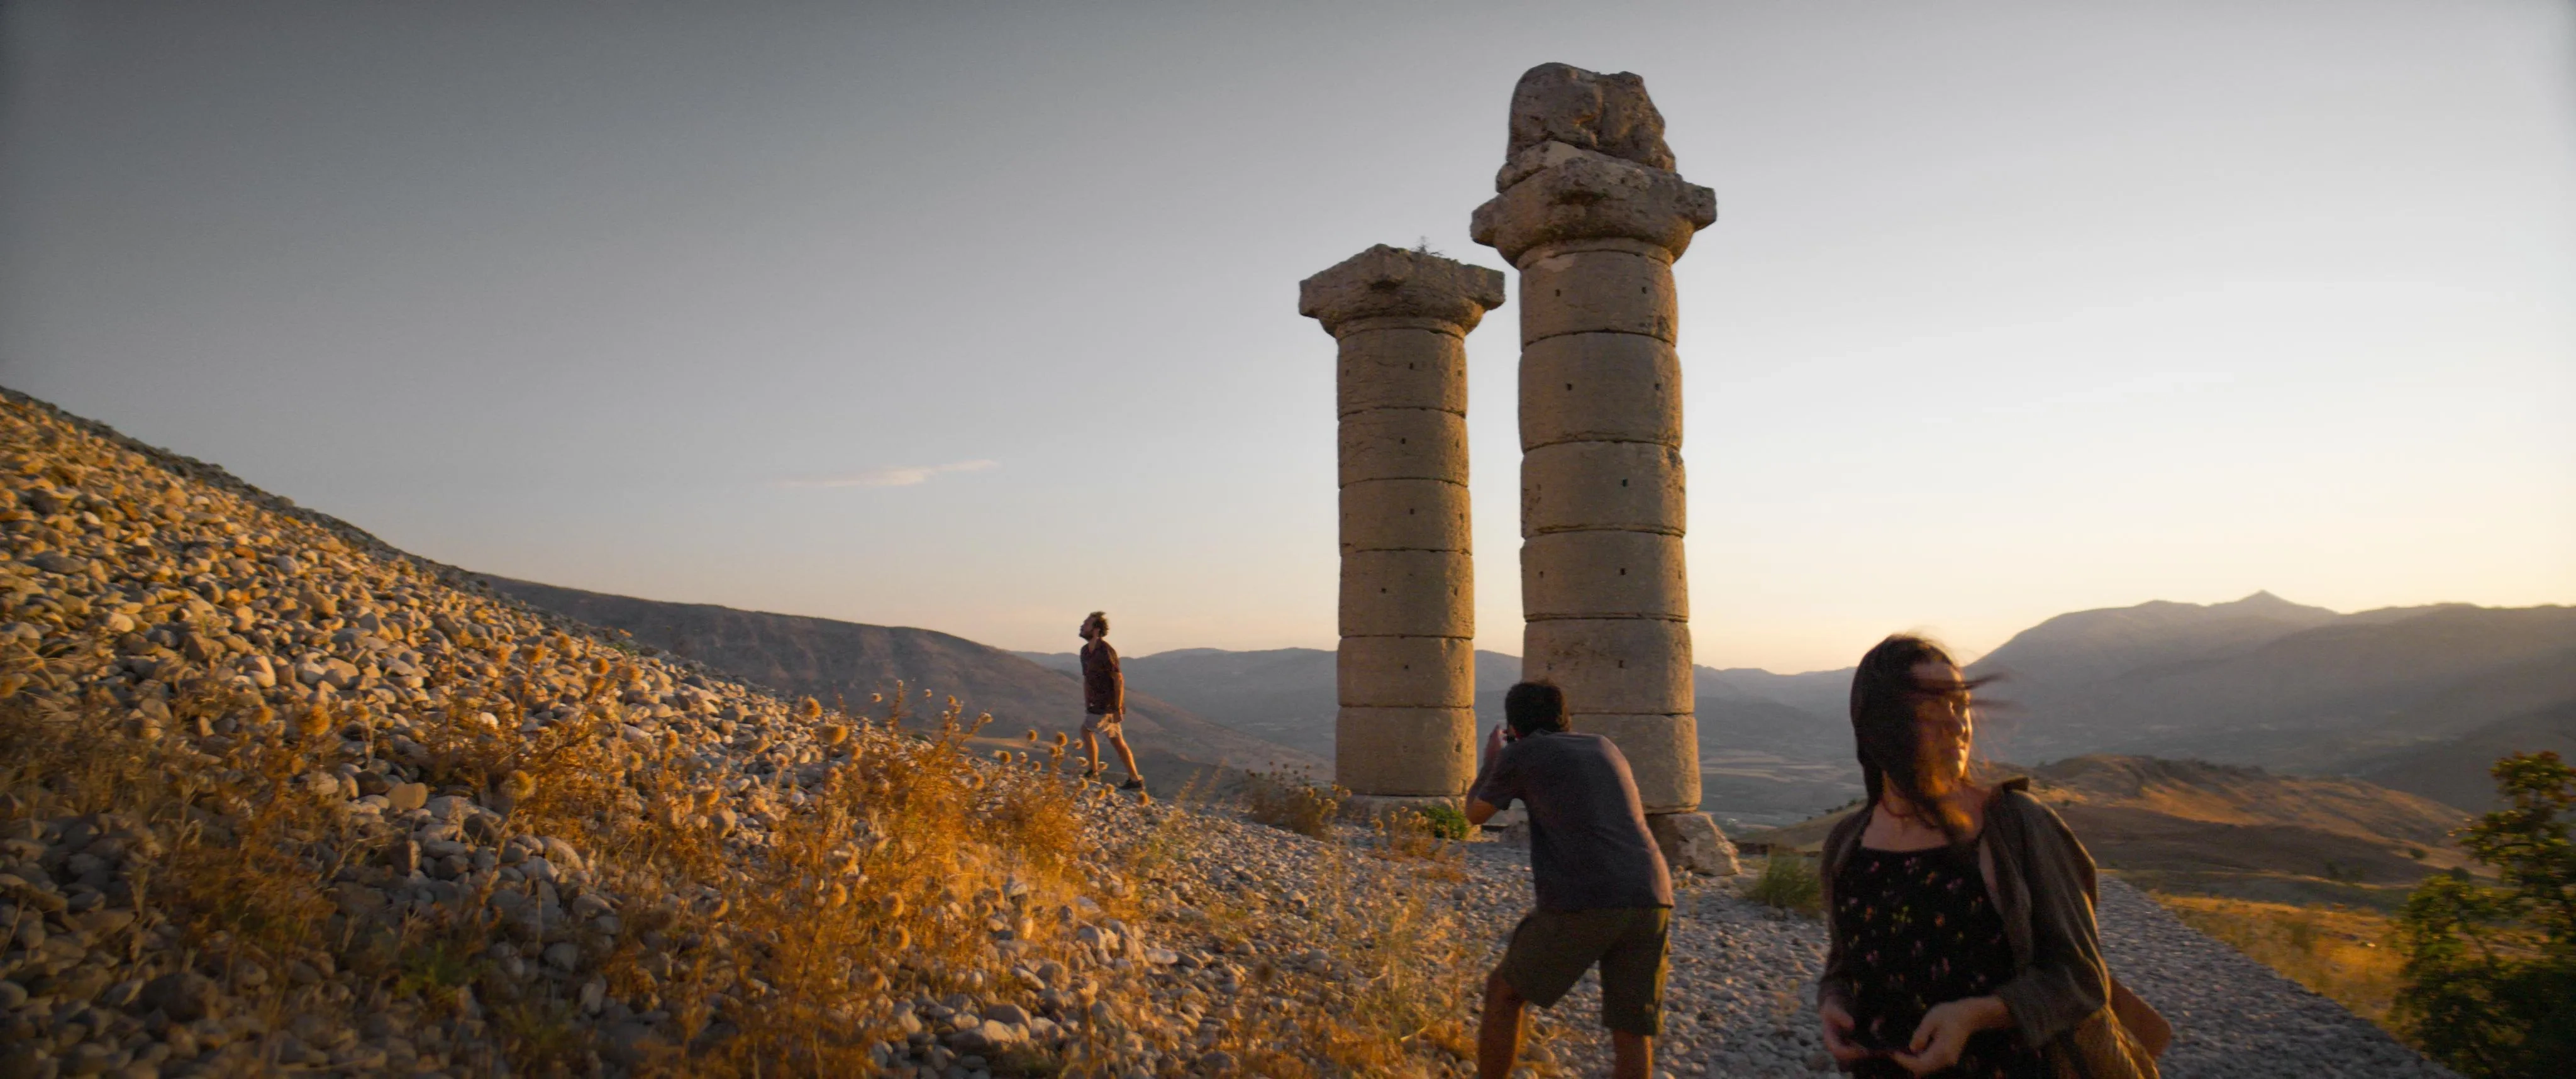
[1519,333,1683,448]
[1475,63,1735,870]
[1340,479,1471,551]
[1340,550,1474,638]
[1521,618,1693,716]
[1301,245,1506,805]
[1335,706,1479,796]
[1337,636,1475,709]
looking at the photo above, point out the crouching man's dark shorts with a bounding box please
[1497,906,1671,1036]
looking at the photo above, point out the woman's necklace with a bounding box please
[1876,785,1985,844]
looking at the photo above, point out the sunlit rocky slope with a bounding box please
[0,387,1535,1078]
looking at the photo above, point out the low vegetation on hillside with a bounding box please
[2156,897,2404,1029]
[2143,750,2576,1078]
[0,388,1507,1077]
[1743,853,1822,917]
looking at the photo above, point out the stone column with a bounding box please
[1472,64,1737,873]
[1299,245,1506,809]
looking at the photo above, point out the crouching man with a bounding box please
[1465,682,1674,1079]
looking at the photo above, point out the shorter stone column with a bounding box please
[1300,245,1506,809]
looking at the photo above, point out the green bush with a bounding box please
[2393,751,2576,1078]
[1418,804,1472,841]
[1745,851,1823,916]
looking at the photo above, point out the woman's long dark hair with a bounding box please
[1850,634,1990,843]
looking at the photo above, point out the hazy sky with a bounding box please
[4,1,2570,672]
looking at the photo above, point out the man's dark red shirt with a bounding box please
[1080,639,1121,716]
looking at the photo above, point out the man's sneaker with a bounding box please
[1081,765,1104,781]
[1120,778,1146,792]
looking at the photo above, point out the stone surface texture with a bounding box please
[1504,63,1675,174]
[1476,65,1718,846]
[1299,245,1505,798]
[1648,809,1742,878]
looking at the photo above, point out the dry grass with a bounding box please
[1096,772,1496,1076]
[2153,894,2409,1036]
[3,384,1565,1076]
[1241,768,1345,838]
[1,648,1495,1075]
[0,633,1141,1075]
[1203,824,1482,1075]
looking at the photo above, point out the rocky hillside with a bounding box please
[2355,698,2576,811]
[1738,755,2472,908]
[481,578,1319,790]
[0,387,1512,1077]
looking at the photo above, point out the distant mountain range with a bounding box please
[1962,593,2576,804]
[482,578,1322,790]
[1013,645,1866,824]
[1034,592,2572,818]
[490,577,2572,821]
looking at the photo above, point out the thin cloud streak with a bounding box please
[770,460,997,489]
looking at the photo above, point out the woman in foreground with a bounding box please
[1814,635,2160,1078]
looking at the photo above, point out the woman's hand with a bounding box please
[1818,996,1871,1066]
[1892,996,2012,1075]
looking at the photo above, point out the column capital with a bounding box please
[1299,245,1507,338]
[1471,145,1716,266]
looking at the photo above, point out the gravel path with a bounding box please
[1419,838,2457,1079]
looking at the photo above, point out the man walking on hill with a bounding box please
[1078,611,1145,791]
[1465,682,1674,1079]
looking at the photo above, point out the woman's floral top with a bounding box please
[1835,843,2047,1079]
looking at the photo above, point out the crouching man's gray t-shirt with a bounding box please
[1472,730,1674,911]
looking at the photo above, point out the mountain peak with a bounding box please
[2225,590,2331,614]
[1972,590,2346,687]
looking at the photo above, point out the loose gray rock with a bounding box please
[138,971,221,1022]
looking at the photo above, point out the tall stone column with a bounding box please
[1472,64,1737,872]
[1299,245,1506,808]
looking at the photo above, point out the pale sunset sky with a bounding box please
[3,1,2570,672]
